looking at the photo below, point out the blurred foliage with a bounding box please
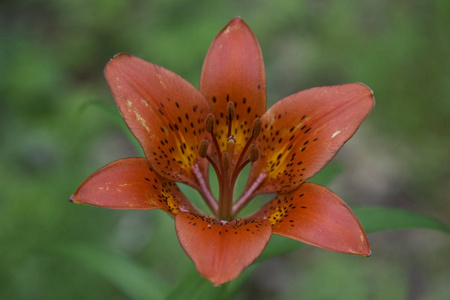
[1,0,449,299]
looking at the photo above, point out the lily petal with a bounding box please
[247,83,374,195]
[259,182,370,256]
[70,158,192,214]
[200,17,266,160]
[105,54,212,190]
[175,211,272,286]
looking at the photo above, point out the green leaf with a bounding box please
[354,207,449,233]
[49,242,170,300]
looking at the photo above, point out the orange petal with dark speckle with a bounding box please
[200,17,266,162]
[70,158,192,214]
[175,211,272,286]
[105,54,212,190]
[258,182,371,256]
[247,83,374,195]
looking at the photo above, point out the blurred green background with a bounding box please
[1,0,449,299]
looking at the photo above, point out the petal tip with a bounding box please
[68,194,83,205]
[356,81,373,93]
[356,82,376,107]
[229,16,243,22]
[355,234,371,257]
[223,16,250,32]
[111,52,130,60]
[104,53,136,74]
[363,239,372,257]
[356,248,371,257]
[356,241,371,257]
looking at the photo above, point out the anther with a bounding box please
[226,102,235,121]
[249,144,259,162]
[198,140,210,158]
[205,114,215,133]
[252,118,262,138]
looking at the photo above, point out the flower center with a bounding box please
[198,102,261,220]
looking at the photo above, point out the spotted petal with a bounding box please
[246,83,374,195]
[258,182,370,256]
[200,17,266,161]
[70,158,192,214]
[175,212,272,286]
[105,54,212,190]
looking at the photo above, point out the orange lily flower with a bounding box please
[71,17,374,286]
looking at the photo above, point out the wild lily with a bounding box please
[71,17,374,286]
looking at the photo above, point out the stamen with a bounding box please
[252,118,262,138]
[197,140,222,190]
[198,140,209,158]
[205,113,222,163]
[192,164,218,214]
[232,144,259,184]
[226,102,235,121]
[199,106,264,220]
[248,144,259,162]
[232,172,267,217]
[232,119,259,175]
[205,114,215,133]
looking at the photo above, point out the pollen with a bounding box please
[198,140,209,158]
